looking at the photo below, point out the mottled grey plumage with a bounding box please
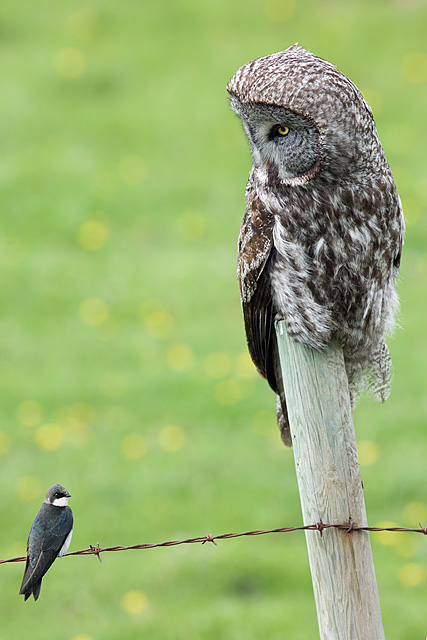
[227,45,404,445]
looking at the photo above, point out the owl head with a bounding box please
[227,45,382,187]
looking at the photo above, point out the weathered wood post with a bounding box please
[275,320,385,640]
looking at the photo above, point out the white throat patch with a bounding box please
[52,496,69,507]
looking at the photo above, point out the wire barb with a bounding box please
[347,517,355,533]
[90,542,102,563]
[315,519,325,537]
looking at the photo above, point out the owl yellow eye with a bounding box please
[268,123,291,141]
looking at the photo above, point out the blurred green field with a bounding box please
[1,0,426,638]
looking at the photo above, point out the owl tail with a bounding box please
[276,393,292,446]
[271,336,292,446]
[364,340,393,403]
[346,340,392,406]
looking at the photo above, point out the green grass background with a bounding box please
[1,0,426,638]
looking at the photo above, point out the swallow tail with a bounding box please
[20,573,43,601]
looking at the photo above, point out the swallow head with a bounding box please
[43,484,71,508]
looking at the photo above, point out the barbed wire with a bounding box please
[2,519,427,566]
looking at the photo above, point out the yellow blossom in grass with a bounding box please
[121,590,148,614]
[236,350,257,379]
[204,352,231,379]
[139,299,165,318]
[404,501,427,526]
[357,440,379,466]
[145,311,174,339]
[16,477,42,501]
[16,400,43,427]
[398,563,426,587]
[159,425,185,452]
[35,423,64,451]
[71,635,93,640]
[121,433,147,459]
[372,521,400,546]
[79,297,109,326]
[166,343,194,372]
[55,48,86,79]
[139,299,174,339]
[55,403,94,449]
[175,211,206,240]
[78,220,109,251]
[0,432,11,456]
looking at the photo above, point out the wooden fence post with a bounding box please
[275,320,385,640]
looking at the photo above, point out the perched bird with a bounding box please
[20,484,73,601]
[227,45,404,445]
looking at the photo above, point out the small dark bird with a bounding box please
[19,484,73,601]
[227,46,404,445]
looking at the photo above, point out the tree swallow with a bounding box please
[19,484,73,601]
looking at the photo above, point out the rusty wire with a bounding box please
[1,519,427,565]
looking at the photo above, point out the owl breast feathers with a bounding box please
[227,45,404,445]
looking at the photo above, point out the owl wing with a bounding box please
[238,188,277,392]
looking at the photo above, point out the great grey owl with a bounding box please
[227,45,404,446]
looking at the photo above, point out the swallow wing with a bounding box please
[20,506,73,600]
